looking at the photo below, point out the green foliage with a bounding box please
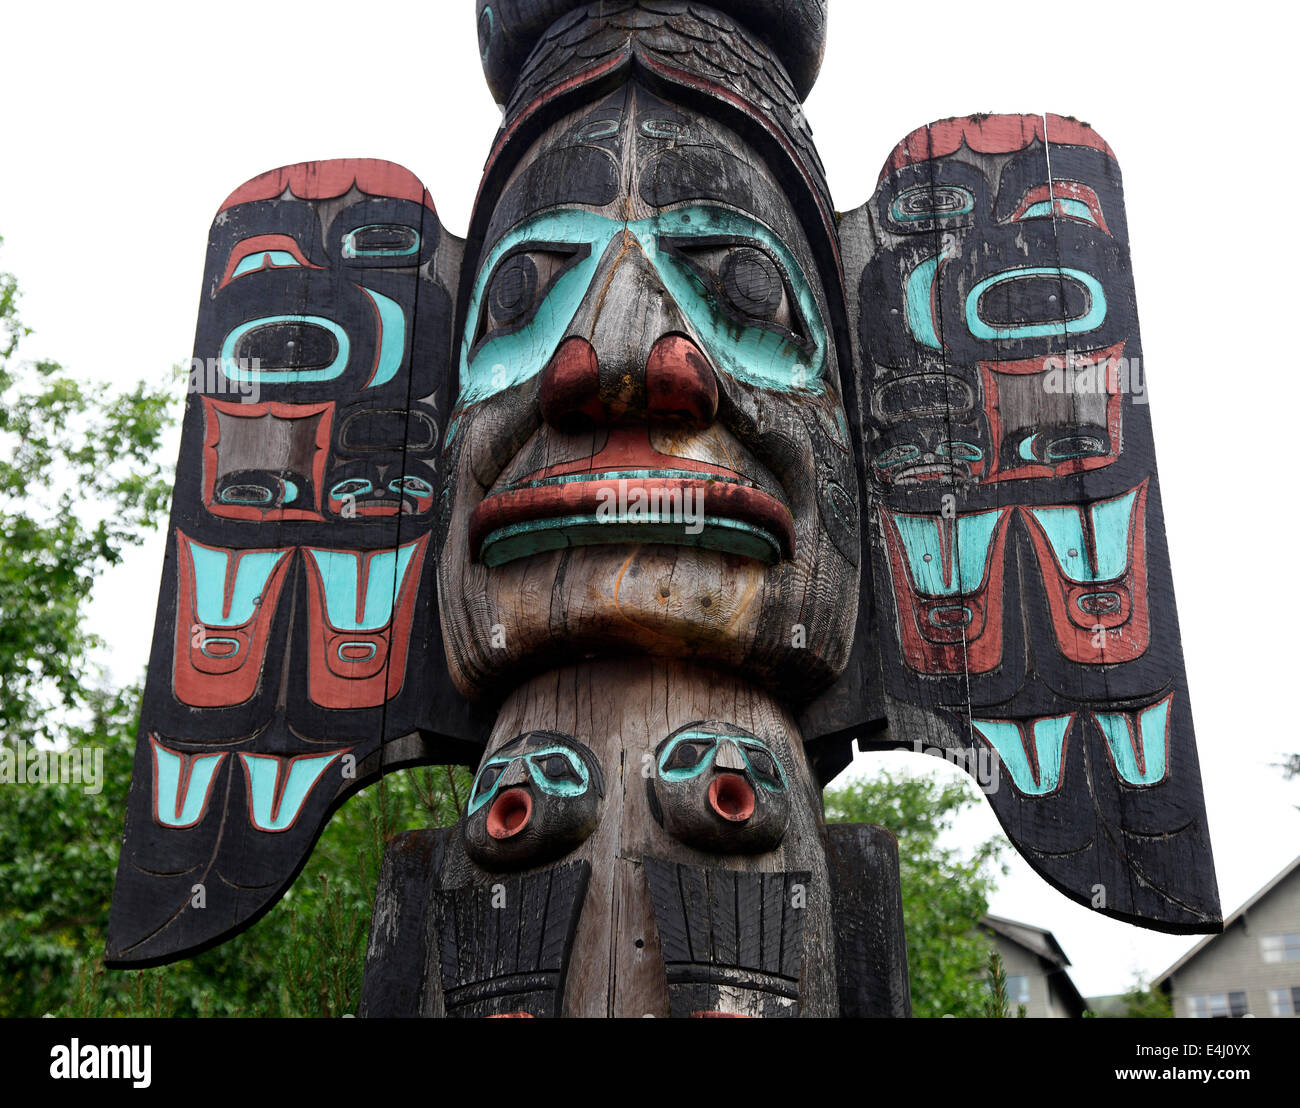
[1119,974,1173,1019]
[0,237,175,743]
[981,948,1026,1017]
[0,678,471,1017]
[0,240,472,1016]
[825,769,1006,1018]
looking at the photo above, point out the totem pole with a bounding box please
[105,0,1220,1018]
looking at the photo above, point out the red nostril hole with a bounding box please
[708,774,755,822]
[486,788,533,839]
[646,334,719,429]
[540,336,605,431]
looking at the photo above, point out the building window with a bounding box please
[1261,933,1300,963]
[1006,975,1030,1007]
[1186,992,1249,1018]
[1268,987,1300,1017]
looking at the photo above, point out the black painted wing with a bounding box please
[107,160,487,966]
[807,115,1220,933]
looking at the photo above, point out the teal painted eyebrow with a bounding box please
[458,205,827,406]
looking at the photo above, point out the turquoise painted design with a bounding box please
[1018,198,1099,226]
[199,636,240,660]
[219,485,273,505]
[891,509,1005,596]
[904,255,943,350]
[965,266,1107,340]
[358,286,406,388]
[240,752,342,832]
[468,743,592,814]
[153,742,225,827]
[388,476,432,496]
[1095,695,1171,786]
[657,731,788,792]
[1027,488,1138,582]
[972,716,1071,795]
[220,315,350,383]
[478,513,781,568]
[336,640,378,662]
[185,538,290,626]
[330,478,372,499]
[305,540,420,631]
[890,184,974,222]
[459,205,828,405]
[479,4,493,58]
[343,225,421,259]
[232,250,303,278]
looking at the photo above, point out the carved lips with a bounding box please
[469,426,795,567]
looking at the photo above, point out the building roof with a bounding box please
[1155,854,1300,988]
[979,914,1088,1016]
[981,914,1072,969]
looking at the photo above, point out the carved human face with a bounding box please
[438,85,858,698]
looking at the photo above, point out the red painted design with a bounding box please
[301,534,428,709]
[470,424,794,560]
[879,114,1115,181]
[980,343,1125,483]
[879,509,1012,675]
[217,234,323,290]
[238,748,353,833]
[220,159,436,213]
[172,532,293,708]
[148,736,227,829]
[1006,181,1110,235]
[1020,481,1150,664]
[202,398,333,521]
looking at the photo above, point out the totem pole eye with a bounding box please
[739,742,786,791]
[720,247,783,319]
[532,752,581,785]
[660,737,717,777]
[660,237,812,354]
[472,761,507,805]
[475,244,585,345]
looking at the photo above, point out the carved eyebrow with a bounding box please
[218,234,321,289]
[1006,182,1109,235]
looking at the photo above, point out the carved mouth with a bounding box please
[469,429,794,568]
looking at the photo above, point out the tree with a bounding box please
[0,236,173,743]
[0,239,471,1015]
[824,769,1006,1018]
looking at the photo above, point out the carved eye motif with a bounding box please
[649,722,791,854]
[661,238,813,354]
[464,731,605,872]
[474,245,585,347]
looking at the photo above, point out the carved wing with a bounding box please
[810,115,1220,932]
[107,160,486,966]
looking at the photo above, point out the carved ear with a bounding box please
[106,160,491,967]
[805,116,1220,933]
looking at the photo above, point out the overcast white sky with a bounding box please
[2,1,1296,1000]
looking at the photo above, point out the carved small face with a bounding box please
[648,721,790,853]
[463,730,605,870]
[438,84,858,699]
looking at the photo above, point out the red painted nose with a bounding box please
[708,774,756,822]
[486,788,533,839]
[540,333,718,432]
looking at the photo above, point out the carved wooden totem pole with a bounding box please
[106,0,1221,1018]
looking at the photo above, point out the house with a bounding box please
[1154,855,1300,1018]
[980,914,1089,1017]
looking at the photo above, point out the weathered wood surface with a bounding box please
[110,0,1219,1018]
[811,114,1220,932]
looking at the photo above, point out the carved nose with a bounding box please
[540,333,718,433]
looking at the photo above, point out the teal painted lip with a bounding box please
[478,512,783,568]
